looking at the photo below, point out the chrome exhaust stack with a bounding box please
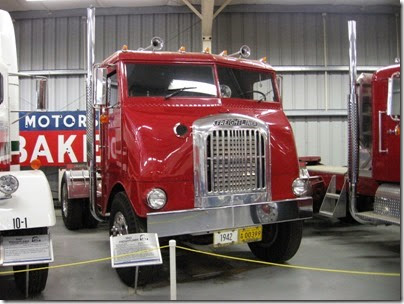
[86,7,106,222]
[347,20,366,224]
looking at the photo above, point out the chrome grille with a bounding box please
[206,129,266,194]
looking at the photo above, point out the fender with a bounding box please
[0,170,56,231]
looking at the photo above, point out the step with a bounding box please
[318,210,334,218]
[356,211,400,226]
[325,193,340,200]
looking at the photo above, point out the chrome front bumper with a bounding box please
[147,197,312,237]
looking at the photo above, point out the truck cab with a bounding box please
[305,63,400,225]
[61,34,312,286]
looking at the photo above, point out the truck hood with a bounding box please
[122,98,299,199]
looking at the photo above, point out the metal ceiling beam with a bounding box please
[213,0,233,19]
[201,0,214,51]
[181,0,202,19]
[181,0,215,51]
[9,5,399,19]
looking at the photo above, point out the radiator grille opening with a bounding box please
[206,129,266,193]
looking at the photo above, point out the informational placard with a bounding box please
[110,233,162,268]
[0,234,54,266]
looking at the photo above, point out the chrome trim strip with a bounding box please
[16,66,384,77]
[147,197,312,237]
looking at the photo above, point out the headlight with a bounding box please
[0,175,19,197]
[147,188,167,209]
[292,178,308,197]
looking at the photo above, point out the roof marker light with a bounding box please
[219,50,228,56]
[178,46,186,53]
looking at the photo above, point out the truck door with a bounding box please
[372,73,400,183]
[102,70,122,197]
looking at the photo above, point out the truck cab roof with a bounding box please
[373,63,400,80]
[101,50,275,72]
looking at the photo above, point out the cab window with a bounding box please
[217,66,277,102]
[127,64,216,98]
[107,72,118,107]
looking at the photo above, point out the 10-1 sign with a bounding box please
[13,217,28,229]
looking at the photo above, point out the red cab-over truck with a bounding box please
[302,21,400,226]
[60,7,313,286]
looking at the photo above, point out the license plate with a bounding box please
[213,226,262,247]
[239,225,262,243]
[213,229,238,247]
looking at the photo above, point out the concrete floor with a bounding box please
[0,211,401,301]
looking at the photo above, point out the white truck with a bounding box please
[0,9,56,296]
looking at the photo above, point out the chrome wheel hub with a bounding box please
[62,186,68,216]
[112,211,128,236]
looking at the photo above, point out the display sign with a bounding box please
[0,233,54,266]
[110,233,162,268]
[19,111,100,166]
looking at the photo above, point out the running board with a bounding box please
[318,175,347,218]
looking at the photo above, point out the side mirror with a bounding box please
[94,67,107,106]
[387,73,400,119]
[36,77,48,111]
[0,73,3,105]
[276,74,283,101]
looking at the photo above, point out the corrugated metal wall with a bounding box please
[12,7,400,171]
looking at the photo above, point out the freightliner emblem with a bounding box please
[213,118,258,127]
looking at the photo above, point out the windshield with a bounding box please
[127,64,217,97]
[217,66,277,102]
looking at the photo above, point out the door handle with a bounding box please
[378,111,388,153]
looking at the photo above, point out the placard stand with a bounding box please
[25,265,29,298]
[134,266,139,294]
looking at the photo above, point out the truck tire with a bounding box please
[248,221,303,263]
[61,180,83,230]
[109,192,159,287]
[82,201,99,229]
[13,263,49,296]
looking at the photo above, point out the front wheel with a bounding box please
[13,263,49,296]
[109,192,159,287]
[248,221,303,263]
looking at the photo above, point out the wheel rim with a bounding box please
[113,211,129,235]
[62,184,68,217]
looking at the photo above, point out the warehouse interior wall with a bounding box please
[9,4,400,196]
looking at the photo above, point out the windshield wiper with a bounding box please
[164,87,197,100]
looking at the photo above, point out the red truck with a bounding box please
[302,21,400,225]
[60,8,312,286]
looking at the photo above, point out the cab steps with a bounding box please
[318,175,347,218]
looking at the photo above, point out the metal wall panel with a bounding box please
[12,9,399,171]
[290,117,347,166]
